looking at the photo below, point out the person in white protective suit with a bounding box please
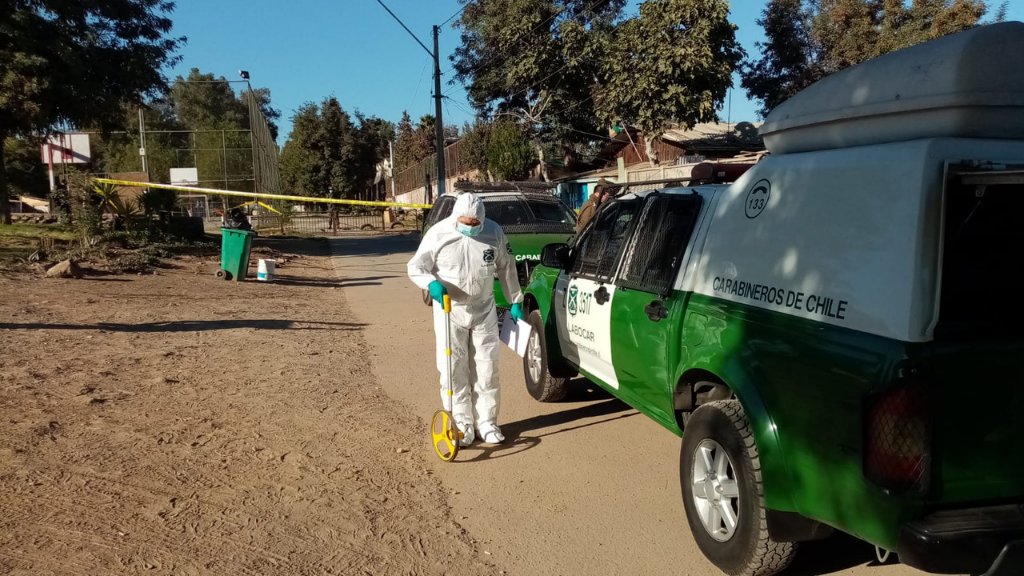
[407,193,524,446]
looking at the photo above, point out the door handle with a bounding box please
[594,285,609,305]
[645,299,669,322]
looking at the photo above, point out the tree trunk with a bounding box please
[533,138,550,182]
[0,131,10,224]
[644,133,659,165]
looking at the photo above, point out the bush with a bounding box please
[139,188,178,218]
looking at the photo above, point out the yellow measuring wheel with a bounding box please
[431,294,463,461]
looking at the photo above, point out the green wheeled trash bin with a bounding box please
[217,228,255,281]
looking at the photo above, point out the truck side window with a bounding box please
[485,200,530,226]
[618,193,703,295]
[570,199,641,282]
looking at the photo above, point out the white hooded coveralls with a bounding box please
[407,194,523,439]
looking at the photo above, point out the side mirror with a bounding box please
[540,243,570,269]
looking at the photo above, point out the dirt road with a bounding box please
[0,239,493,576]
[0,233,947,575]
[329,233,941,576]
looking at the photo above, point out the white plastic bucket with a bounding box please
[257,258,275,281]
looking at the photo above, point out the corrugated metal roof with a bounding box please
[660,121,764,148]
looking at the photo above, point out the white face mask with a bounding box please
[457,222,482,237]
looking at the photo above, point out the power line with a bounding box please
[444,0,608,84]
[436,4,611,141]
[440,4,466,27]
[567,126,616,142]
[374,0,433,58]
[442,95,478,119]
[441,0,611,127]
[442,0,576,80]
[407,61,429,115]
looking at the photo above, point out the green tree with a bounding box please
[460,120,491,177]
[453,0,742,172]
[170,69,247,129]
[2,136,49,200]
[278,98,392,201]
[395,111,428,171]
[876,0,989,54]
[595,0,743,156]
[0,0,183,223]
[355,114,396,200]
[486,119,535,180]
[739,0,819,118]
[279,103,324,197]
[742,0,1002,117]
[452,0,625,175]
[169,69,251,190]
[417,114,438,158]
[319,97,360,198]
[813,0,883,73]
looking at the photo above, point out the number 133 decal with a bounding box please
[745,179,770,219]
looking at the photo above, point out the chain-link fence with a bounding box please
[177,193,423,235]
[250,206,422,235]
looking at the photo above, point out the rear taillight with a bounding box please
[864,375,930,493]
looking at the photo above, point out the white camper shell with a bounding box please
[760,21,1024,154]
[685,137,1024,343]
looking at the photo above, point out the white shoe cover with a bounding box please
[480,426,504,444]
[457,422,475,447]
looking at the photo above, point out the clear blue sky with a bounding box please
[167,1,1021,145]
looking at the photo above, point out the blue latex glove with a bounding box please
[509,302,524,322]
[428,280,447,304]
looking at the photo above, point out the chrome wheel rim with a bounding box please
[526,328,543,383]
[690,439,740,542]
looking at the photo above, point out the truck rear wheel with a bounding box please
[523,309,569,402]
[680,400,796,576]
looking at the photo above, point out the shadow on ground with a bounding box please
[269,274,401,288]
[785,532,892,575]
[0,319,365,332]
[328,233,420,259]
[502,377,635,442]
[248,235,333,257]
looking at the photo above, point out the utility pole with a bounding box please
[138,107,148,175]
[433,25,446,197]
[373,1,446,200]
[389,140,397,201]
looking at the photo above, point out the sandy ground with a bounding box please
[0,233,950,576]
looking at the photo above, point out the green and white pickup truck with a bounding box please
[520,22,1024,576]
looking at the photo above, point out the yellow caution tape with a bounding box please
[93,178,433,209]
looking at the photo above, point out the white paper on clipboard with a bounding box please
[497,309,532,357]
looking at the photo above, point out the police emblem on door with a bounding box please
[483,248,495,263]
[568,285,578,316]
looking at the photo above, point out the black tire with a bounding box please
[523,309,570,402]
[680,400,796,576]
